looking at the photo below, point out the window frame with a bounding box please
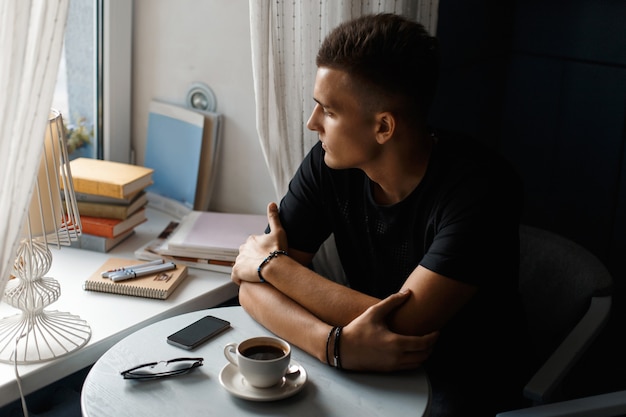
[97,0,132,163]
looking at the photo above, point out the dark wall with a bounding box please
[431,0,626,399]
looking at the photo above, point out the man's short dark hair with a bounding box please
[316,13,438,124]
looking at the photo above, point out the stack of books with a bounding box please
[135,210,267,274]
[68,158,154,252]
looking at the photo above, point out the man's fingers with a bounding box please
[366,290,412,319]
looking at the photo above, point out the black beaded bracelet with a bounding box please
[257,250,288,282]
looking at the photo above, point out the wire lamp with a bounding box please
[0,109,91,364]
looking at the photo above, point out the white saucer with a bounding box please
[219,360,307,401]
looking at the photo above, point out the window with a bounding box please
[52,0,132,163]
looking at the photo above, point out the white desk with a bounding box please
[0,208,238,408]
[81,307,431,417]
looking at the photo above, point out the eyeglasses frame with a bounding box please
[120,357,204,380]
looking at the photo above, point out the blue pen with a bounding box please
[109,262,176,282]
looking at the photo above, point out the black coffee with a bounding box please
[241,345,285,360]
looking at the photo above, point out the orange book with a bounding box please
[80,209,147,238]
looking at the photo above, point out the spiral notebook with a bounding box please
[83,258,188,300]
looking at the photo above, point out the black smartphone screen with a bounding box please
[166,315,231,350]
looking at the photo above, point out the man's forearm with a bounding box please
[240,283,438,372]
[238,281,332,363]
[259,253,379,326]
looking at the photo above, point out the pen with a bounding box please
[109,262,176,282]
[101,259,164,278]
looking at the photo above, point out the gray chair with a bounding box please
[496,225,614,416]
[497,390,626,417]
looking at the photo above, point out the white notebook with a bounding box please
[162,211,268,261]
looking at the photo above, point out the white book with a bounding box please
[134,221,234,274]
[164,211,268,261]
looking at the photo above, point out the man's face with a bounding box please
[307,67,379,170]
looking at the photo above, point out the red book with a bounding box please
[79,209,147,238]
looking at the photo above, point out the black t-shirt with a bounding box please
[280,134,522,286]
[277,132,535,414]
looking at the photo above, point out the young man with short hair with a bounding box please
[232,13,533,415]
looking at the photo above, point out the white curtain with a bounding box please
[249,0,439,281]
[0,0,70,296]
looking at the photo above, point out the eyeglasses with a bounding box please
[120,357,204,380]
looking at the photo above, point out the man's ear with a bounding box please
[375,112,395,144]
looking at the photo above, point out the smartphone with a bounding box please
[166,315,231,350]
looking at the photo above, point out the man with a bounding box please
[232,13,533,415]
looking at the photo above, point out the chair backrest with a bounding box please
[518,225,613,365]
[497,226,616,413]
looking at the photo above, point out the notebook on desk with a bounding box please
[83,258,188,300]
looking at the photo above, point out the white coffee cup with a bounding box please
[223,336,291,388]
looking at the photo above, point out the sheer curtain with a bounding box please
[249,0,439,281]
[0,0,69,296]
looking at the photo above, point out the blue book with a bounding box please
[144,100,221,211]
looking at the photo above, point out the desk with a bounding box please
[0,208,238,408]
[81,307,431,417]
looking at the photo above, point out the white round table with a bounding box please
[81,306,431,417]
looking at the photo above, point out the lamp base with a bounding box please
[0,239,91,364]
[0,308,91,364]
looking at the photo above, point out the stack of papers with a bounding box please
[135,211,268,274]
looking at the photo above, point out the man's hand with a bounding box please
[340,290,439,371]
[231,202,288,285]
